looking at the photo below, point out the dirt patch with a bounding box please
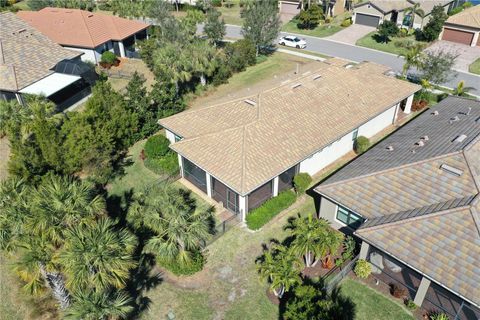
[266,288,281,305]
[0,138,10,181]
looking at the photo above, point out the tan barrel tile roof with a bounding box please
[17,7,149,48]
[161,59,420,195]
[446,4,480,29]
[0,12,80,92]
[357,206,480,306]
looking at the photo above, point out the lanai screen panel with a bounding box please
[278,165,297,193]
[248,181,273,212]
[183,158,207,194]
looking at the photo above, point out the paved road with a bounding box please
[220,24,480,96]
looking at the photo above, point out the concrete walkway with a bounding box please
[425,40,480,73]
[277,48,326,61]
[326,24,375,45]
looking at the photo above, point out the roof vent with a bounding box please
[415,140,425,147]
[476,116,480,123]
[460,107,472,116]
[432,110,439,116]
[453,134,467,143]
[440,164,463,177]
[291,83,302,89]
[449,116,460,124]
[244,99,256,106]
[313,75,322,80]
[422,135,429,141]
[386,145,394,151]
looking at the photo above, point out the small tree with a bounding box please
[100,51,117,65]
[144,135,171,158]
[403,3,424,30]
[297,4,323,29]
[241,0,281,55]
[354,136,370,154]
[420,5,448,42]
[204,8,226,46]
[354,259,372,278]
[293,173,312,194]
[453,81,473,97]
[419,49,457,84]
[399,43,425,78]
[225,39,257,72]
[377,20,399,43]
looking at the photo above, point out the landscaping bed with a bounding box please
[356,32,424,55]
[246,190,297,230]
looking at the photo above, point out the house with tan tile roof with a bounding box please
[440,5,480,46]
[17,7,150,64]
[315,96,480,319]
[159,58,420,221]
[0,12,94,110]
[353,0,455,28]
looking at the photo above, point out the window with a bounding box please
[352,128,359,141]
[174,134,182,142]
[336,206,364,229]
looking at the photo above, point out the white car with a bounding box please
[278,36,307,49]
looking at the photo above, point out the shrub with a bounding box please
[211,0,222,6]
[398,28,408,37]
[246,190,297,230]
[144,135,170,158]
[448,6,463,16]
[354,136,370,154]
[157,250,205,275]
[405,299,418,310]
[390,283,407,298]
[297,4,323,29]
[420,5,448,42]
[144,152,179,176]
[378,20,399,43]
[100,51,117,65]
[354,259,371,278]
[429,312,450,320]
[225,39,257,72]
[293,173,312,194]
[340,18,352,27]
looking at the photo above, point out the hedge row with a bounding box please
[144,152,179,176]
[246,190,297,230]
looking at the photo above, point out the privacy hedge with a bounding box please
[246,190,297,230]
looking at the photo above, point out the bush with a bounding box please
[225,39,257,72]
[377,20,399,43]
[100,51,117,65]
[405,299,418,310]
[340,18,352,27]
[144,135,170,158]
[429,312,450,320]
[354,136,370,154]
[293,173,312,194]
[157,250,205,275]
[297,4,323,29]
[354,259,371,278]
[246,190,297,230]
[144,152,179,176]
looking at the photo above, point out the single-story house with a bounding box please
[315,96,480,320]
[279,0,349,18]
[159,58,420,221]
[0,12,93,110]
[353,0,455,28]
[17,7,150,64]
[440,5,480,46]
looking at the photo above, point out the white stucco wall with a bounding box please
[300,131,355,176]
[63,46,97,64]
[165,129,176,144]
[358,104,397,138]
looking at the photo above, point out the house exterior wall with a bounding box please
[354,4,384,19]
[165,130,176,144]
[64,46,97,64]
[358,104,397,138]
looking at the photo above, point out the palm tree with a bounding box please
[153,44,193,95]
[58,218,138,292]
[26,174,105,246]
[288,214,329,268]
[257,243,301,298]
[64,288,133,320]
[453,81,473,96]
[403,3,425,30]
[0,177,28,250]
[190,40,219,86]
[141,186,214,266]
[398,43,425,78]
[320,226,344,269]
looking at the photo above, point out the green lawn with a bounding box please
[12,0,30,11]
[340,279,414,320]
[469,58,480,75]
[356,32,424,56]
[218,1,244,26]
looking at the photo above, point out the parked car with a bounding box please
[278,36,307,49]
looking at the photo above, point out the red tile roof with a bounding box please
[17,7,149,49]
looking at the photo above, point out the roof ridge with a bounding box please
[462,134,480,192]
[79,9,96,48]
[355,204,472,234]
[240,126,247,194]
[317,150,464,190]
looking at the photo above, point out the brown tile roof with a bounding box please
[159,59,420,195]
[356,204,480,307]
[0,12,80,92]
[445,4,480,29]
[17,7,149,49]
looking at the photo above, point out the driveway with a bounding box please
[425,41,480,73]
[326,24,376,44]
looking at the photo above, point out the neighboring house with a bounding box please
[315,96,480,320]
[17,7,150,64]
[159,58,420,221]
[279,0,350,18]
[0,12,93,110]
[440,5,480,46]
[353,0,455,28]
